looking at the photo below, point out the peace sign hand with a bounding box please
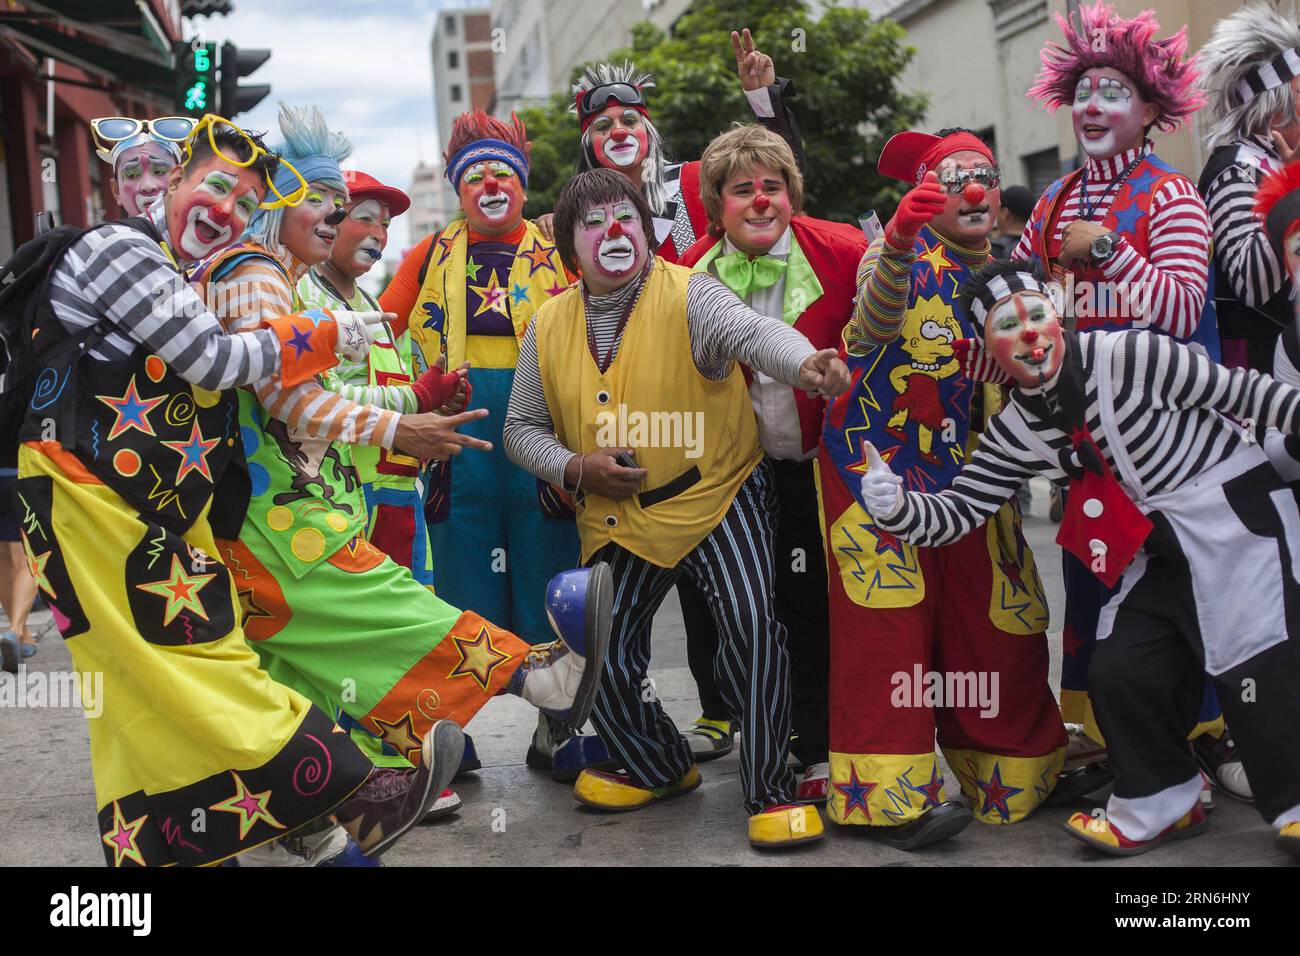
[731,28,775,92]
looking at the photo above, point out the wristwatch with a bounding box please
[1089,231,1121,266]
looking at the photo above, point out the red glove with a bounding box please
[952,337,1011,385]
[412,367,464,413]
[885,172,947,250]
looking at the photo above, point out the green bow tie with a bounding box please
[715,250,787,298]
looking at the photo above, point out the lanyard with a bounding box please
[1079,151,1143,223]
[583,262,650,374]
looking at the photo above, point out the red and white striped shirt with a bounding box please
[1012,142,1212,340]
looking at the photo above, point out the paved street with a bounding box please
[0,480,1290,866]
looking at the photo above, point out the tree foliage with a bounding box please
[518,0,927,226]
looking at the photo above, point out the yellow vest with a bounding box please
[535,259,763,568]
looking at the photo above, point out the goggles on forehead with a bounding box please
[576,83,647,123]
[91,115,198,153]
[937,164,1000,194]
[180,114,309,211]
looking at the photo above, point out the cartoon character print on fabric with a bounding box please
[125,523,235,646]
[12,475,91,638]
[882,296,964,469]
[263,416,364,517]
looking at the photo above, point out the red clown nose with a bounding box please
[962,182,985,205]
[608,221,624,239]
[753,194,771,213]
[484,177,500,195]
[611,127,629,142]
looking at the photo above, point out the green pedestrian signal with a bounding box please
[174,40,218,117]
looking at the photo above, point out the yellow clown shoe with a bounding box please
[1278,822,1300,860]
[1062,803,1207,857]
[748,803,824,849]
[573,764,701,812]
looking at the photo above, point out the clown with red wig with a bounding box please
[1006,1,1241,807]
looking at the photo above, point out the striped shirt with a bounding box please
[847,231,989,349]
[1011,141,1212,339]
[879,330,1300,546]
[47,202,283,391]
[504,270,815,485]
[212,246,400,448]
[1203,135,1288,310]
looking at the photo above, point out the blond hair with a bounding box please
[698,124,803,231]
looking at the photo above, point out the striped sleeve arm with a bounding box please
[1265,327,1300,480]
[876,413,1036,546]
[326,376,419,414]
[686,272,814,384]
[503,320,575,487]
[1205,163,1287,309]
[1100,177,1210,339]
[845,237,914,349]
[218,259,400,448]
[64,224,282,390]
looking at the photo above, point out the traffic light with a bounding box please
[219,42,271,119]
[173,39,217,116]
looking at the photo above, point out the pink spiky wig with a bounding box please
[1028,1,1206,133]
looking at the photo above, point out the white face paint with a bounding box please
[468,162,514,221]
[175,169,253,259]
[347,198,386,267]
[589,202,639,274]
[1071,69,1145,160]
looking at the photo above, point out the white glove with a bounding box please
[858,441,904,520]
[329,310,392,363]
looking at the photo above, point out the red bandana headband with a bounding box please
[878,130,995,185]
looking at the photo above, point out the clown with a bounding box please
[380,111,613,783]
[193,104,613,862]
[859,258,1300,860]
[1011,0,1233,804]
[572,29,806,761]
[10,112,429,866]
[816,127,1065,848]
[1199,3,1300,374]
[504,167,849,849]
[1256,162,1300,484]
[676,124,867,803]
[91,115,198,217]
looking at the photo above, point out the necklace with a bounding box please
[1079,149,1144,223]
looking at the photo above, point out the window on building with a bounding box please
[450,84,462,102]
[445,15,456,35]
[1022,148,1060,200]
[448,50,459,70]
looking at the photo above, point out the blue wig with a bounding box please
[247,102,352,249]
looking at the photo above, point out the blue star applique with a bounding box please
[509,282,530,306]
[1109,200,1144,237]
[833,765,877,821]
[976,763,1025,822]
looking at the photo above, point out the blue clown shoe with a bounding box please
[456,733,481,778]
[525,714,620,782]
[511,564,612,729]
[318,837,383,867]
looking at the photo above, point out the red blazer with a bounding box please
[680,215,867,454]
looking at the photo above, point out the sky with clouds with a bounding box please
[188,0,481,271]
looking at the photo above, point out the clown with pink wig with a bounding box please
[1004,2,1247,836]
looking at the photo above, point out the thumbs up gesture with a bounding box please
[859,442,904,520]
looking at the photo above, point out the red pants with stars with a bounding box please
[820,459,1066,827]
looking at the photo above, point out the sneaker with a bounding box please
[795,762,830,804]
[525,713,618,782]
[683,717,734,762]
[1193,731,1254,803]
[422,788,462,823]
[335,719,463,858]
[573,764,702,812]
[511,565,612,727]
[1062,802,1207,857]
[749,803,824,848]
[1,630,18,674]
[236,825,350,867]
[867,800,972,850]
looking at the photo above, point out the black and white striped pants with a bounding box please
[585,463,796,814]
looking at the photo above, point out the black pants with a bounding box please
[678,456,829,766]
[1090,506,1300,829]
[587,464,795,814]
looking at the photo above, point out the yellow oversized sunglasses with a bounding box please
[181,114,308,210]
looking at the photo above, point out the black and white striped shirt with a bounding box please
[47,203,283,391]
[1203,135,1289,310]
[880,330,1300,546]
[504,270,814,485]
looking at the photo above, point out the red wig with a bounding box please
[1254,160,1300,257]
[1028,1,1206,133]
[443,110,531,168]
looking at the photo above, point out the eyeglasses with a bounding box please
[577,83,647,122]
[937,165,1001,194]
[181,114,308,211]
[91,116,197,154]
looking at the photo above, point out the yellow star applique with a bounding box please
[102,801,149,867]
[136,553,216,626]
[210,771,284,841]
[916,238,956,284]
[369,711,422,760]
[448,626,511,692]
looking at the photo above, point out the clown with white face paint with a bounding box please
[860,257,1300,861]
[1013,0,1226,801]
[91,116,194,217]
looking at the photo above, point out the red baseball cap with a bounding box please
[343,169,411,217]
[878,130,994,185]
